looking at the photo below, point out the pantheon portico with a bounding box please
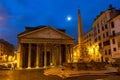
[17,26,74,69]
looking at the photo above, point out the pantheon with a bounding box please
[17,26,74,69]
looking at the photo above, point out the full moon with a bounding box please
[67,16,72,21]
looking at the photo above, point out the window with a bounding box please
[105,50,107,55]
[99,43,102,49]
[113,48,116,51]
[118,42,120,48]
[106,32,108,37]
[103,34,105,38]
[94,32,97,36]
[95,38,97,42]
[98,36,101,40]
[112,31,115,36]
[98,29,100,33]
[105,24,108,29]
[112,39,115,44]
[94,27,96,31]
[101,20,102,25]
[111,22,114,28]
[102,26,104,31]
[97,23,99,28]
[103,40,110,46]
[108,49,111,55]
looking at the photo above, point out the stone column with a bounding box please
[36,44,39,68]
[28,43,31,68]
[68,45,71,63]
[70,45,73,63]
[59,45,62,66]
[52,45,55,66]
[50,44,52,66]
[44,43,47,68]
[65,45,68,63]
[56,45,59,65]
[17,43,22,69]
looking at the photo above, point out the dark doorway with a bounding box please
[40,52,44,67]
[31,44,36,68]
[22,43,28,68]
[46,51,50,66]
[61,45,66,65]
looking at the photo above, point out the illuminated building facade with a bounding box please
[17,26,74,69]
[83,30,100,62]
[0,39,14,62]
[73,5,120,63]
[88,5,120,63]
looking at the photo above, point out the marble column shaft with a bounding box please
[28,43,31,68]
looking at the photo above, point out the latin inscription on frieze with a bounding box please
[20,38,73,44]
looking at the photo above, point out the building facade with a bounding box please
[83,29,101,62]
[0,39,14,62]
[17,26,74,69]
[86,5,120,63]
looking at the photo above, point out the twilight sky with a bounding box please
[0,0,120,49]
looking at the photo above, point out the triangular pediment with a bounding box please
[19,27,73,39]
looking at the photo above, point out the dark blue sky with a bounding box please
[0,0,120,48]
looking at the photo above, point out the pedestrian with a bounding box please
[11,63,15,70]
[61,68,65,78]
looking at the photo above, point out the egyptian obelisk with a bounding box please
[78,9,83,46]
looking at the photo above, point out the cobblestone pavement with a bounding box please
[0,69,62,80]
[0,69,120,80]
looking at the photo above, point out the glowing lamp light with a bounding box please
[73,52,77,56]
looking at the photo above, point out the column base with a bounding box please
[27,67,31,69]
[36,66,39,68]
[44,66,47,68]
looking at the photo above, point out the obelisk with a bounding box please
[78,9,83,46]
